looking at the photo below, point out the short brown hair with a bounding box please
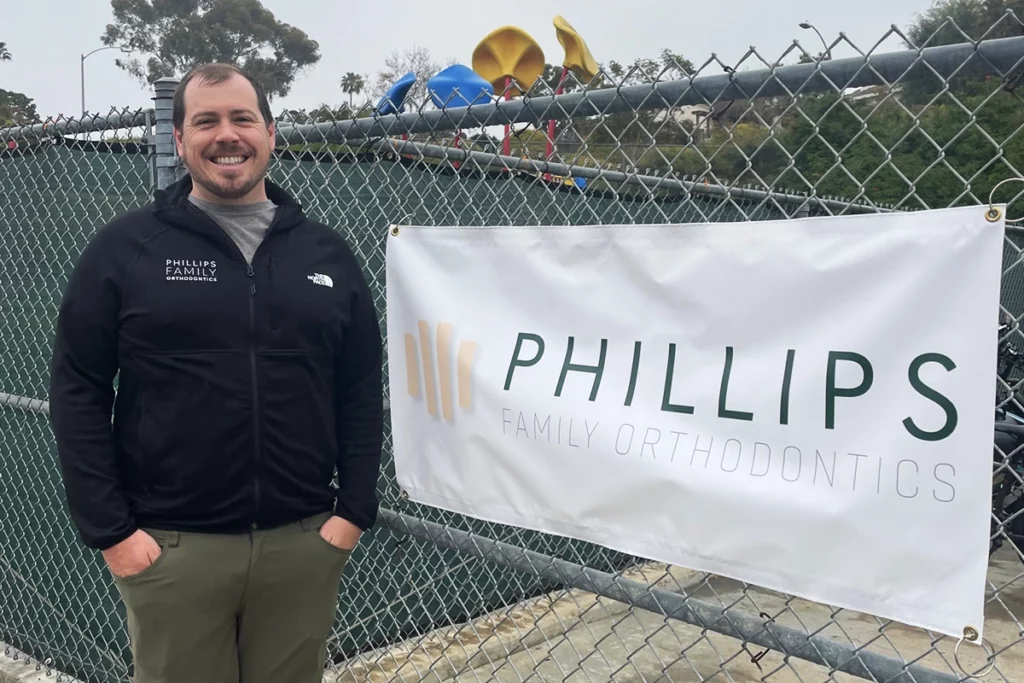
[172,63,274,131]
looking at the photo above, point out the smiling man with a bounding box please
[48,63,384,683]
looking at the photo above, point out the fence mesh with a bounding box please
[3,13,1024,683]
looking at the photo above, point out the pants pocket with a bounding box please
[301,513,355,561]
[112,529,179,586]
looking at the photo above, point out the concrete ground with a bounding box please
[0,641,83,683]
[3,549,1022,683]
[332,546,1024,683]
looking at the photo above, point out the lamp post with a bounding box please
[81,44,131,117]
[799,21,831,60]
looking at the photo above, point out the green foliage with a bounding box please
[0,40,37,130]
[905,0,1024,46]
[898,0,1024,103]
[0,89,39,127]
[101,0,321,99]
[534,0,1024,211]
[665,76,1024,210]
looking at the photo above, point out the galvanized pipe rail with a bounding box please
[272,36,1024,142]
[363,136,889,216]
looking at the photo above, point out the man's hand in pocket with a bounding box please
[319,516,362,551]
[102,530,161,578]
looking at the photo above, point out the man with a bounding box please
[48,62,384,682]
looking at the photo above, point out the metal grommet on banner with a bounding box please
[954,626,995,679]
[390,225,401,236]
[988,177,1024,223]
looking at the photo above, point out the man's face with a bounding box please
[174,73,275,203]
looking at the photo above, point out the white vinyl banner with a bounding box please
[384,206,1005,640]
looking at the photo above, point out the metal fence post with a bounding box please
[153,76,180,192]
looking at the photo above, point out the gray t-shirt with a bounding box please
[188,194,277,264]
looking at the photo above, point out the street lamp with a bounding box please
[799,21,830,60]
[81,44,131,117]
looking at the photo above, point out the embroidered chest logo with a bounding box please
[166,259,217,283]
[308,273,333,288]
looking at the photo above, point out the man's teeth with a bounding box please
[213,156,246,165]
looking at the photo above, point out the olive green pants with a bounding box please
[112,511,352,683]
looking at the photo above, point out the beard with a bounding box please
[184,143,270,201]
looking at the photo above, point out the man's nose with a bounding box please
[213,120,240,142]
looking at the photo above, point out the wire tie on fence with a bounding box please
[1002,69,1024,93]
[393,534,409,560]
[748,611,774,668]
[954,626,995,679]
[988,177,1024,223]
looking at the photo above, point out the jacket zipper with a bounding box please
[247,261,261,525]
[182,202,284,529]
[268,256,278,330]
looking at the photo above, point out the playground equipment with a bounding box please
[548,17,598,173]
[553,16,599,84]
[375,71,417,116]
[427,64,494,162]
[372,18,594,185]
[427,65,494,109]
[472,26,546,156]
[375,71,417,143]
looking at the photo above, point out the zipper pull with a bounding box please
[246,263,254,277]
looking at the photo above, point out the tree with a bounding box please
[905,0,1024,47]
[0,42,11,61]
[340,72,365,108]
[101,0,321,100]
[0,89,39,127]
[370,46,456,109]
[901,0,1024,103]
[574,51,698,153]
[279,103,352,125]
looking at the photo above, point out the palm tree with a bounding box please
[0,42,11,61]
[340,72,365,108]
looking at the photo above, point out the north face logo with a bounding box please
[405,320,478,422]
[308,273,333,288]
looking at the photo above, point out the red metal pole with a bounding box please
[503,76,512,159]
[545,66,569,182]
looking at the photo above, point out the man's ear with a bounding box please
[267,122,276,150]
[173,126,184,157]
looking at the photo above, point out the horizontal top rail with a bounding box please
[274,36,1024,142]
[1,110,153,144]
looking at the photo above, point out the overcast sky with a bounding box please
[4,0,932,118]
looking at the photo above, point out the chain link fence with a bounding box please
[4,13,1024,683]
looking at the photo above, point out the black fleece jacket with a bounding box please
[48,175,384,550]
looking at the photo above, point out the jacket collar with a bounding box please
[152,173,306,235]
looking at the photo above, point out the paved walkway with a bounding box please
[335,547,1024,683]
